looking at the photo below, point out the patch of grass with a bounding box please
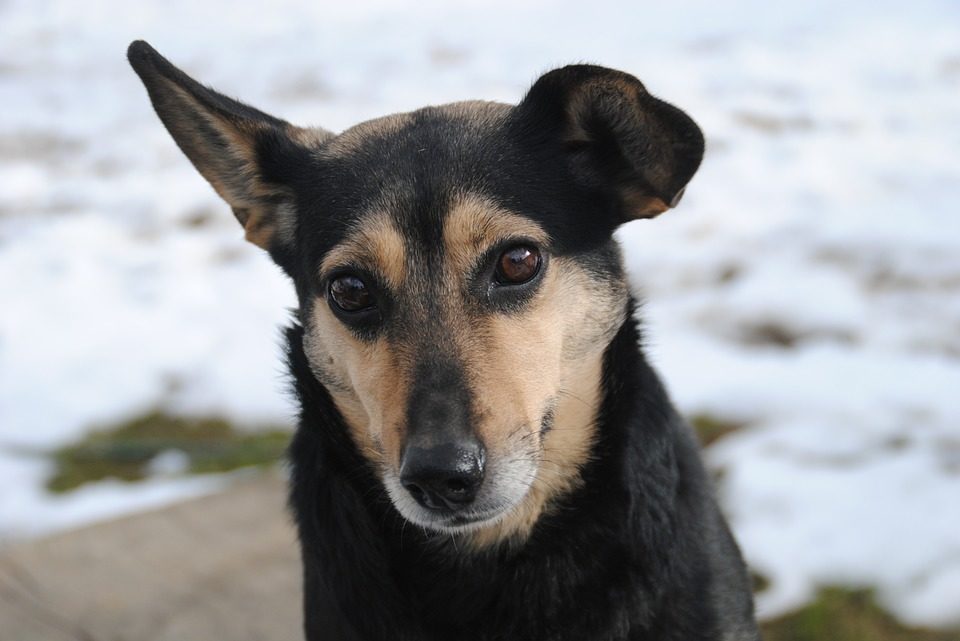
[688,413,746,447]
[179,206,217,228]
[761,587,960,641]
[751,570,771,594]
[47,411,290,493]
[735,321,858,349]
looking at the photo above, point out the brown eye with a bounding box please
[329,275,374,312]
[495,245,542,285]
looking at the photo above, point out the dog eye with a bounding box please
[329,275,375,312]
[495,245,542,285]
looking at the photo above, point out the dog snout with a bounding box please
[400,441,485,511]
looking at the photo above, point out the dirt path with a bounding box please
[0,474,302,641]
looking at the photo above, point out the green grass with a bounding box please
[751,570,771,594]
[761,587,960,641]
[689,413,747,447]
[47,411,290,493]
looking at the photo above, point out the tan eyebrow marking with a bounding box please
[320,213,407,289]
[442,192,550,275]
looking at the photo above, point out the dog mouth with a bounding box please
[437,505,514,530]
[399,494,526,534]
[383,460,537,535]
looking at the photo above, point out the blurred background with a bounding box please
[1,0,958,639]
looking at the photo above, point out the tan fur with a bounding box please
[447,196,626,545]
[306,213,411,464]
[304,305,411,468]
[241,208,276,248]
[320,212,408,289]
[164,81,297,250]
[466,347,606,549]
[621,188,670,219]
[286,124,333,149]
[323,113,413,156]
[304,192,627,548]
[442,193,550,274]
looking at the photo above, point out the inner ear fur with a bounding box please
[127,40,332,251]
[518,65,705,221]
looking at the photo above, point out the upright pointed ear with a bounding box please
[516,65,704,221]
[127,40,332,253]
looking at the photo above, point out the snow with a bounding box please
[1,0,958,627]
[0,454,228,542]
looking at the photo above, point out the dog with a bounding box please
[129,40,760,641]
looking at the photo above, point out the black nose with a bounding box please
[399,441,485,512]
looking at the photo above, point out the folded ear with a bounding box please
[517,65,704,221]
[127,40,332,253]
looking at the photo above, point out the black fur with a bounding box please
[129,41,759,640]
[287,306,757,640]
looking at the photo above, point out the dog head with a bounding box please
[129,41,703,544]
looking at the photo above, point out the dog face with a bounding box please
[129,42,703,544]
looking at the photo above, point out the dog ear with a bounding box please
[127,40,332,252]
[517,65,704,221]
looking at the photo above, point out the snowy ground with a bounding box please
[1,0,958,628]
